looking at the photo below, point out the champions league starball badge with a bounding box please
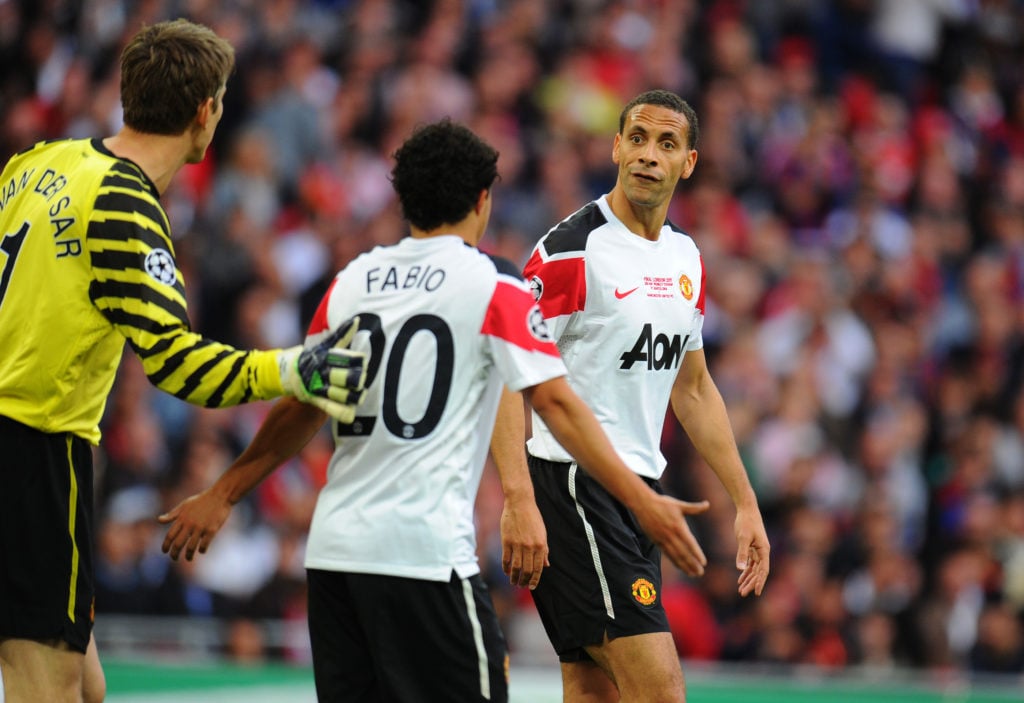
[529,275,543,302]
[528,305,552,342]
[144,248,176,285]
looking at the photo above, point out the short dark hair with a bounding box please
[390,119,499,231]
[120,19,235,135]
[618,90,699,150]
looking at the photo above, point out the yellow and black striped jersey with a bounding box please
[0,138,284,444]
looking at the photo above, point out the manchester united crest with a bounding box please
[678,274,693,300]
[631,577,657,606]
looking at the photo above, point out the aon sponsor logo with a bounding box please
[619,323,688,370]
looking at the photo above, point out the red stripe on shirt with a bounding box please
[523,250,586,319]
[696,255,706,315]
[306,277,339,336]
[481,280,561,356]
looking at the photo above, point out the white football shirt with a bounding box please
[524,195,706,480]
[303,235,565,581]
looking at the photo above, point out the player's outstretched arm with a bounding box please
[523,377,711,577]
[490,386,549,590]
[671,348,769,596]
[108,246,368,418]
[159,397,325,561]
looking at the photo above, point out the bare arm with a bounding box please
[671,348,770,596]
[524,376,710,577]
[490,387,548,589]
[159,397,327,560]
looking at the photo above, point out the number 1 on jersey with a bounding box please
[0,222,29,310]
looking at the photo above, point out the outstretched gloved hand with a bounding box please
[279,316,367,422]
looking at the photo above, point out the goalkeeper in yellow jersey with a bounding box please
[0,19,366,703]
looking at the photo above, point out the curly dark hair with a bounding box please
[618,89,699,150]
[390,119,499,231]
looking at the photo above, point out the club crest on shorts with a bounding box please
[678,273,693,300]
[631,577,657,606]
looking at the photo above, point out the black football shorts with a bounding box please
[527,454,669,663]
[307,568,508,702]
[0,415,95,653]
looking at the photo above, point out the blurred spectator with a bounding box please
[852,609,905,674]
[94,486,179,615]
[914,545,992,668]
[969,601,1024,675]
[661,558,723,662]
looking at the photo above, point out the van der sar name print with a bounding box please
[0,166,81,259]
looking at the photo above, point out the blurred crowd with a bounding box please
[4,0,1024,679]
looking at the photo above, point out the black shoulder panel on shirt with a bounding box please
[483,252,524,278]
[664,217,688,236]
[542,202,606,255]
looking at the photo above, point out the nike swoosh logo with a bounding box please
[614,286,640,299]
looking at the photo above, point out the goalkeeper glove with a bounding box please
[279,316,367,423]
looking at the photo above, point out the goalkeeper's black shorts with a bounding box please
[0,415,95,653]
[527,454,670,663]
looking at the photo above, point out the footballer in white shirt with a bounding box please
[516,90,771,703]
[161,119,710,702]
